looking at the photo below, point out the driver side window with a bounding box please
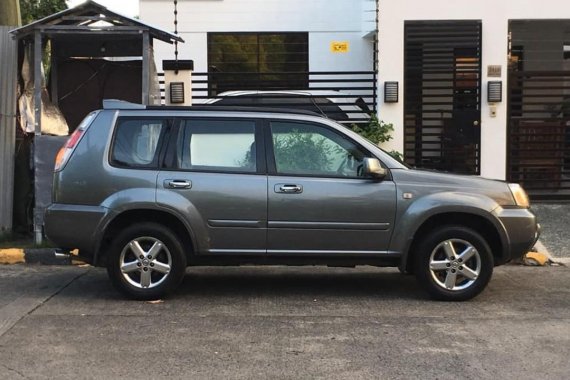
[270,121,370,177]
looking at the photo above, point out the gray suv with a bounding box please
[45,100,539,301]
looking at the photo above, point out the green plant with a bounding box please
[388,150,404,162]
[351,115,404,162]
[19,0,67,24]
[351,114,394,145]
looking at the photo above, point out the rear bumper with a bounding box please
[44,203,109,261]
[495,207,540,263]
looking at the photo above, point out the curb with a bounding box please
[515,239,551,266]
[533,240,551,259]
[0,248,84,265]
[523,239,569,267]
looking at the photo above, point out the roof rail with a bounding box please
[146,104,323,117]
[102,99,324,118]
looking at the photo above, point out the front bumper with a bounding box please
[495,207,540,263]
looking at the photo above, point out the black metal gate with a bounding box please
[507,20,570,200]
[404,21,482,174]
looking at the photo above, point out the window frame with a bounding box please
[162,117,267,175]
[264,119,384,180]
[109,116,173,170]
[207,31,310,95]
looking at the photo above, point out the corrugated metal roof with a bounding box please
[10,0,183,44]
[0,26,18,232]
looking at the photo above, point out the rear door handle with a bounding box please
[164,179,192,189]
[275,184,303,194]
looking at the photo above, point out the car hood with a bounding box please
[390,168,516,207]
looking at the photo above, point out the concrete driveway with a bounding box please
[0,264,569,379]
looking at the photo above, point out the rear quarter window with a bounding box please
[111,118,168,168]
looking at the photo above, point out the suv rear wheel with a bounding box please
[414,226,494,301]
[106,223,187,300]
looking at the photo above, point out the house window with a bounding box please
[207,32,309,95]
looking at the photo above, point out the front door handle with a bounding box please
[275,184,303,194]
[164,179,192,189]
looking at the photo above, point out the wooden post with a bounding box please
[142,30,150,105]
[33,29,42,135]
[33,29,43,245]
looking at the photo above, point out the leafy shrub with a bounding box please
[351,115,403,162]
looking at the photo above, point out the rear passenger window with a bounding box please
[111,119,167,168]
[176,119,257,173]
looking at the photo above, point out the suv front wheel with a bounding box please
[106,222,187,300]
[414,226,494,301]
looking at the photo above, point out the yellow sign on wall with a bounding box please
[330,41,349,53]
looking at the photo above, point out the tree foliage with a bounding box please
[20,0,67,25]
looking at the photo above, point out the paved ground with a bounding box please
[532,203,570,258]
[0,264,569,379]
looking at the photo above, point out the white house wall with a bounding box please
[378,0,570,180]
[140,0,375,73]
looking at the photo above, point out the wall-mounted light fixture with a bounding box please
[162,60,194,106]
[488,81,502,103]
[169,82,185,104]
[384,81,399,103]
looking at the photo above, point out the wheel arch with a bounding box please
[400,211,507,273]
[94,208,196,266]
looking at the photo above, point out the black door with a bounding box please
[507,20,570,200]
[404,21,482,174]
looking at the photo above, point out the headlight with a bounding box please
[508,183,530,208]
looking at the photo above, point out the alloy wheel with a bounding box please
[119,236,172,289]
[428,238,481,291]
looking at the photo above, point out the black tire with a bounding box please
[106,222,187,300]
[414,225,494,301]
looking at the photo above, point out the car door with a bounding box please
[156,117,267,255]
[266,120,397,255]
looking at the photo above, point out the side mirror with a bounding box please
[363,158,387,179]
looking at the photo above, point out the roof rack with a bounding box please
[146,105,323,117]
[102,99,323,117]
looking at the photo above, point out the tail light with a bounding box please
[54,111,97,171]
[55,129,84,171]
